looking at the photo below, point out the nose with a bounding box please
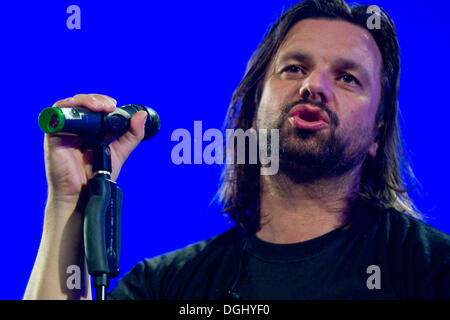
[299,70,331,105]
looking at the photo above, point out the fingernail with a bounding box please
[107,98,117,110]
[108,102,116,111]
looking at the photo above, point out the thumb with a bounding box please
[110,111,148,165]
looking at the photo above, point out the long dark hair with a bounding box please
[217,0,421,233]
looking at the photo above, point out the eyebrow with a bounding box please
[277,51,314,67]
[276,50,372,85]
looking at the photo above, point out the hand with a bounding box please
[44,94,148,205]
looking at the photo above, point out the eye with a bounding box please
[283,65,304,74]
[340,74,360,85]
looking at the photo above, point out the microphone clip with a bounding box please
[83,142,122,300]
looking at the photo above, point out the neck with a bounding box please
[256,166,361,244]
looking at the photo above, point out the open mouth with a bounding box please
[289,104,330,131]
[298,110,322,122]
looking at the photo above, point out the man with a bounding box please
[25,0,450,300]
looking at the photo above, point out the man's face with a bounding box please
[256,18,383,179]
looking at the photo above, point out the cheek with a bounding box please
[260,80,282,109]
[335,96,377,136]
[257,80,291,125]
[260,77,301,106]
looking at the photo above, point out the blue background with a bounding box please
[1,0,449,299]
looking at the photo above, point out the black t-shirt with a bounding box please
[107,206,450,300]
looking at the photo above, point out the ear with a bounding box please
[368,121,384,158]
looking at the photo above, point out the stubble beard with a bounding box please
[264,101,373,183]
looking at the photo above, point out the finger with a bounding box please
[52,97,75,108]
[90,94,117,110]
[72,94,117,113]
[110,111,148,165]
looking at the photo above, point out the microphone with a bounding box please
[38,104,160,299]
[38,104,160,142]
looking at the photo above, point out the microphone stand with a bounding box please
[83,142,122,300]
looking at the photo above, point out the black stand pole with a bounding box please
[94,273,109,301]
[83,143,122,300]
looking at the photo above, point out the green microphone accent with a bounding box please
[38,107,65,134]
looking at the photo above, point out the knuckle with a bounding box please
[84,95,102,110]
[92,94,116,111]
[71,94,115,111]
[123,131,139,145]
[73,93,85,101]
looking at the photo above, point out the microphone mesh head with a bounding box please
[121,104,160,140]
[143,107,161,140]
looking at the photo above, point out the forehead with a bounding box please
[276,18,382,72]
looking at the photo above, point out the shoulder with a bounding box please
[375,208,450,299]
[108,227,242,300]
[381,209,450,250]
[142,227,243,274]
